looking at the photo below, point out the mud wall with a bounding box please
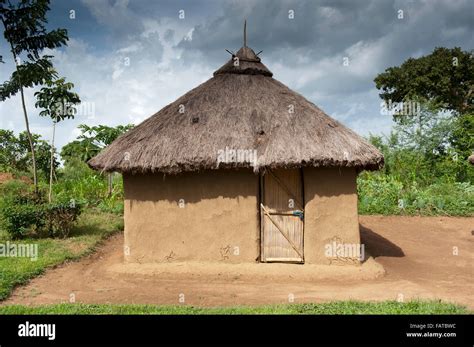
[303,167,360,264]
[123,169,260,263]
[123,167,360,265]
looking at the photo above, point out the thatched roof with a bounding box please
[89,44,383,174]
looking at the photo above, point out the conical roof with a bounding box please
[213,46,273,77]
[89,44,383,174]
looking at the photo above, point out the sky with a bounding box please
[0,0,473,150]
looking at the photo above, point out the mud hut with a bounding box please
[89,29,383,265]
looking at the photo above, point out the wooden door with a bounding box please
[260,168,304,263]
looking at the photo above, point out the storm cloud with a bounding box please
[0,0,472,150]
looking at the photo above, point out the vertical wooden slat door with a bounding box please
[261,168,304,263]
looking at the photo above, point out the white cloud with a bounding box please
[1,31,211,151]
[2,0,472,153]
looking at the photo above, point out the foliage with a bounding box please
[78,124,135,148]
[1,202,45,239]
[374,47,473,115]
[0,0,68,100]
[60,124,134,164]
[34,75,81,122]
[358,173,473,216]
[60,140,98,164]
[1,0,73,193]
[0,300,468,315]
[53,158,124,213]
[43,201,82,238]
[360,116,473,216]
[451,113,474,160]
[0,209,123,300]
[368,47,474,216]
[0,129,58,178]
[58,123,132,205]
[0,180,82,239]
[369,112,474,185]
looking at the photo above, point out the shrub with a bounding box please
[43,201,82,238]
[1,202,45,239]
[0,181,82,239]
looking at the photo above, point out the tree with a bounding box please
[60,139,100,164]
[0,129,23,171]
[0,129,57,177]
[77,124,135,148]
[374,47,474,168]
[34,75,81,202]
[0,0,69,193]
[375,47,473,115]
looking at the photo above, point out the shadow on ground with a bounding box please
[360,224,405,258]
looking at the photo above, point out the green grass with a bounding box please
[0,209,123,301]
[0,300,469,315]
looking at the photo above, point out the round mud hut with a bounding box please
[89,38,384,265]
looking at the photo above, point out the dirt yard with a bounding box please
[2,216,473,308]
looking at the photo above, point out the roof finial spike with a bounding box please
[244,19,247,47]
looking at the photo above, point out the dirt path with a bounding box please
[3,216,473,308]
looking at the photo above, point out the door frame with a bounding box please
[259,168,305,263]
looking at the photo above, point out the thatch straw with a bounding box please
[89,46,384,174]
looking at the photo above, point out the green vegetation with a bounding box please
[358,175,473,216]
[0,122,130,241]
[360,47,473,216]
[0,209,123,300]
[0,123,128,300]
[0,300,468,315]
[0,0,75,192]
[374,47,473,115]
[0,180,82,239]
[0,129,57,179]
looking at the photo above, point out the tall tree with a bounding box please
[374,47,474,165]
[375,47,473,115]
[34,75,81,202]
[0,0,68,193]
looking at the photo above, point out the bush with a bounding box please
[43,201,82,238]
[0,181,82,239]
[1,203,45,239]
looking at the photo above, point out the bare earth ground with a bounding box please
[2,216,473,308]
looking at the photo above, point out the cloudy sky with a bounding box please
[0,0,473,150]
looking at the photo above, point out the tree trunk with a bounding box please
[107,172,113,197]
[19,85,39,194]
[4,23,39,194]
[48,121,56,203]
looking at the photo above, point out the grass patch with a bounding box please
[0,209,123,301]
[0,300,469,315]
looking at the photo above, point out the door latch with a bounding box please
[292,210,304,221]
